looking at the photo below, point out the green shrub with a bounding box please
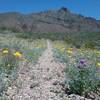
[66,58,100,96]
[23,48,44,63]
[15,32,33,39]
[0,27,7,31]
[1,49,22,74]
[53,49,68,63]
[0,48,22,95]
[65,37,74,44]
[84,41,95,49]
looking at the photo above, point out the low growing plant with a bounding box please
[0,48,23,95]
[66,58,100,96]
[23,48,44,63]
[53,48,68,63]
[0,48,22,73]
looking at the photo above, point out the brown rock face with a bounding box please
[0,7,100,33]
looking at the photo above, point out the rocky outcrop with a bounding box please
[0,7,100,33]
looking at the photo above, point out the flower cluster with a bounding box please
[2,49,9,54]
[2,48,22,58]
[67,48,73,54]
[96,62,100,67]
[53,40,100,97]
[13,51,22,58]
[77,58,87,69]
[0,48,23,71]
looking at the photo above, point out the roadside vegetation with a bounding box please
[0,30,100,99]
[53,40,100,98]
[0,33,46,96]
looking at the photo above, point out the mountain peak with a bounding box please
[0,7,100,33]
[59,7,70,12]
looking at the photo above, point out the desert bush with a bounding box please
[0,48,22,73]
[53,49,68,63]
[84,41,95,49]
[15,32,68,40]
[65,36,74,44]
[15,32,33,39]
[0,48,23,95]
[23,48,44,63]
[0,27,7,31]
[66,58,100,96]
[0,38,24,51]
[0,73,11,96]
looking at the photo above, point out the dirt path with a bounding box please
[6,40,66,100]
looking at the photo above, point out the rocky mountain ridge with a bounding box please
[0,7,100,33]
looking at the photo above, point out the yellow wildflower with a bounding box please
[67,50,72,54]
[68,48,73,50]
[13,51,22,58]
[96,62,100,67]
[2,49,9,54]
[96,51,100,54]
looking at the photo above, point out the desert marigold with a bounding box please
[2,49,9,54]
[13,51,22,58]
[96,62,100,67]
[68,48,73,50]
[96,51,100,54]
[67,50,72,54]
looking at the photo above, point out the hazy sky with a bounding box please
[0,0,100,19]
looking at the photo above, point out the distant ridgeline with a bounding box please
[0,7,100,33]
[0,7,100,49]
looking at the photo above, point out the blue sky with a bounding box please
[0,0,100,19]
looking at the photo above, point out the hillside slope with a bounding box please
[0,7,100,33]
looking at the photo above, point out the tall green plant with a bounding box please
[66,58,100,96]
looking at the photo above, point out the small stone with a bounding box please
[43,76,52,81]
[30,82,39,89]
[59,92,64,98]
[30,75,35,80]
[47,68,50,71]
[69,94,80,100]
[53,80,59,85]
[59,81,65,87]
[49,98,53,100]
[6,87,16,97]
[57,72,61,77]
[88,93,95,99]
[8,87,12,90]
[80,97,85,100]
[50,86,62,94]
